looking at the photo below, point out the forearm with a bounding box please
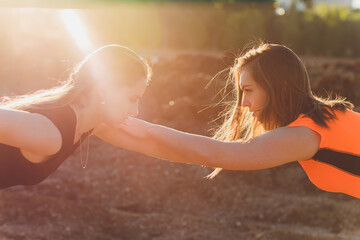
[94,123,204,165]
[145,123,223,168]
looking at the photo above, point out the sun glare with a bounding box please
[353,0,360,9]
[60,9,92,51]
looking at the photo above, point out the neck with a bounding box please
[70,101,102,141]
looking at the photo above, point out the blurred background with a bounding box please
[0,0,360,239]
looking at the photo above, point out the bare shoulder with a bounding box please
[285,125,321,151]
[238,125,321,169]
[24,112,63,155]
[0,108,62,158]
[269,125,321,143]
[254,125,321,161]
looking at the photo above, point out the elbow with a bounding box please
[197,142,229,169]
[190,144,216,168]
[201,154,218,168]
[202,141,256,171]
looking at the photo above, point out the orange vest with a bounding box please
[287,109,360,198]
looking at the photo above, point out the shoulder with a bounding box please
[226,124,321,170]
[0,108,63,157]
[258,125,321,160]
[28,112,63,155]
[286,109,353,148]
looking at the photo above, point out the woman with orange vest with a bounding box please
[100,43,360,199]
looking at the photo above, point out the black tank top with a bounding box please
[0,104,94,189]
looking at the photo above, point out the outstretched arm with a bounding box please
[92,117,320,170]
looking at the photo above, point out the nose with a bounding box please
[241,95,251,108]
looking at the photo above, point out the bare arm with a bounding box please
[92,122,192,164]
[208,126,320,170]
[0,108,62,156]
[93,118,320,170]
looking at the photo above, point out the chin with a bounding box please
[105,119,124,129]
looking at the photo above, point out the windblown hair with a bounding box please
[207,42,353,178]
[0,44,152,110]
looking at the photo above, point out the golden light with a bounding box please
[60,9,92,52]
[353,0,360,9]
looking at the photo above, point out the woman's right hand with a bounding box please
[93,118,158,155]
[117,117,154,140]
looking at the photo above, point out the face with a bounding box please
[239,67,267,119]
[99,78,147,128]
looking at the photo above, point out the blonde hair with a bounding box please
[0,44,152,110]
[207,42,353,178]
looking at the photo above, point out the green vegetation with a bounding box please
[82,2,360,57]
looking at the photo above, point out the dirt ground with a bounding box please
[1,54,360,240]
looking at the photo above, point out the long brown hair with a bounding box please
[0,44,152,110]
[207,43,353,178]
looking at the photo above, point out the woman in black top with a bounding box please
[0,44,151,189]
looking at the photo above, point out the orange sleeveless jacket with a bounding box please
[287,109,360,198]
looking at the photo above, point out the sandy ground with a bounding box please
[1,54,360,240]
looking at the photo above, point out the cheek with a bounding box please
[115,96,131,113]
[105,93,128,115]
[255,91,267,108]
[107,89,127,106]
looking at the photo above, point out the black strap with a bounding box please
[313,148,360,176]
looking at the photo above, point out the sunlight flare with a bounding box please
[60,9,92,51]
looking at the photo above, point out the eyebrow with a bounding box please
[240,84,252,89]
